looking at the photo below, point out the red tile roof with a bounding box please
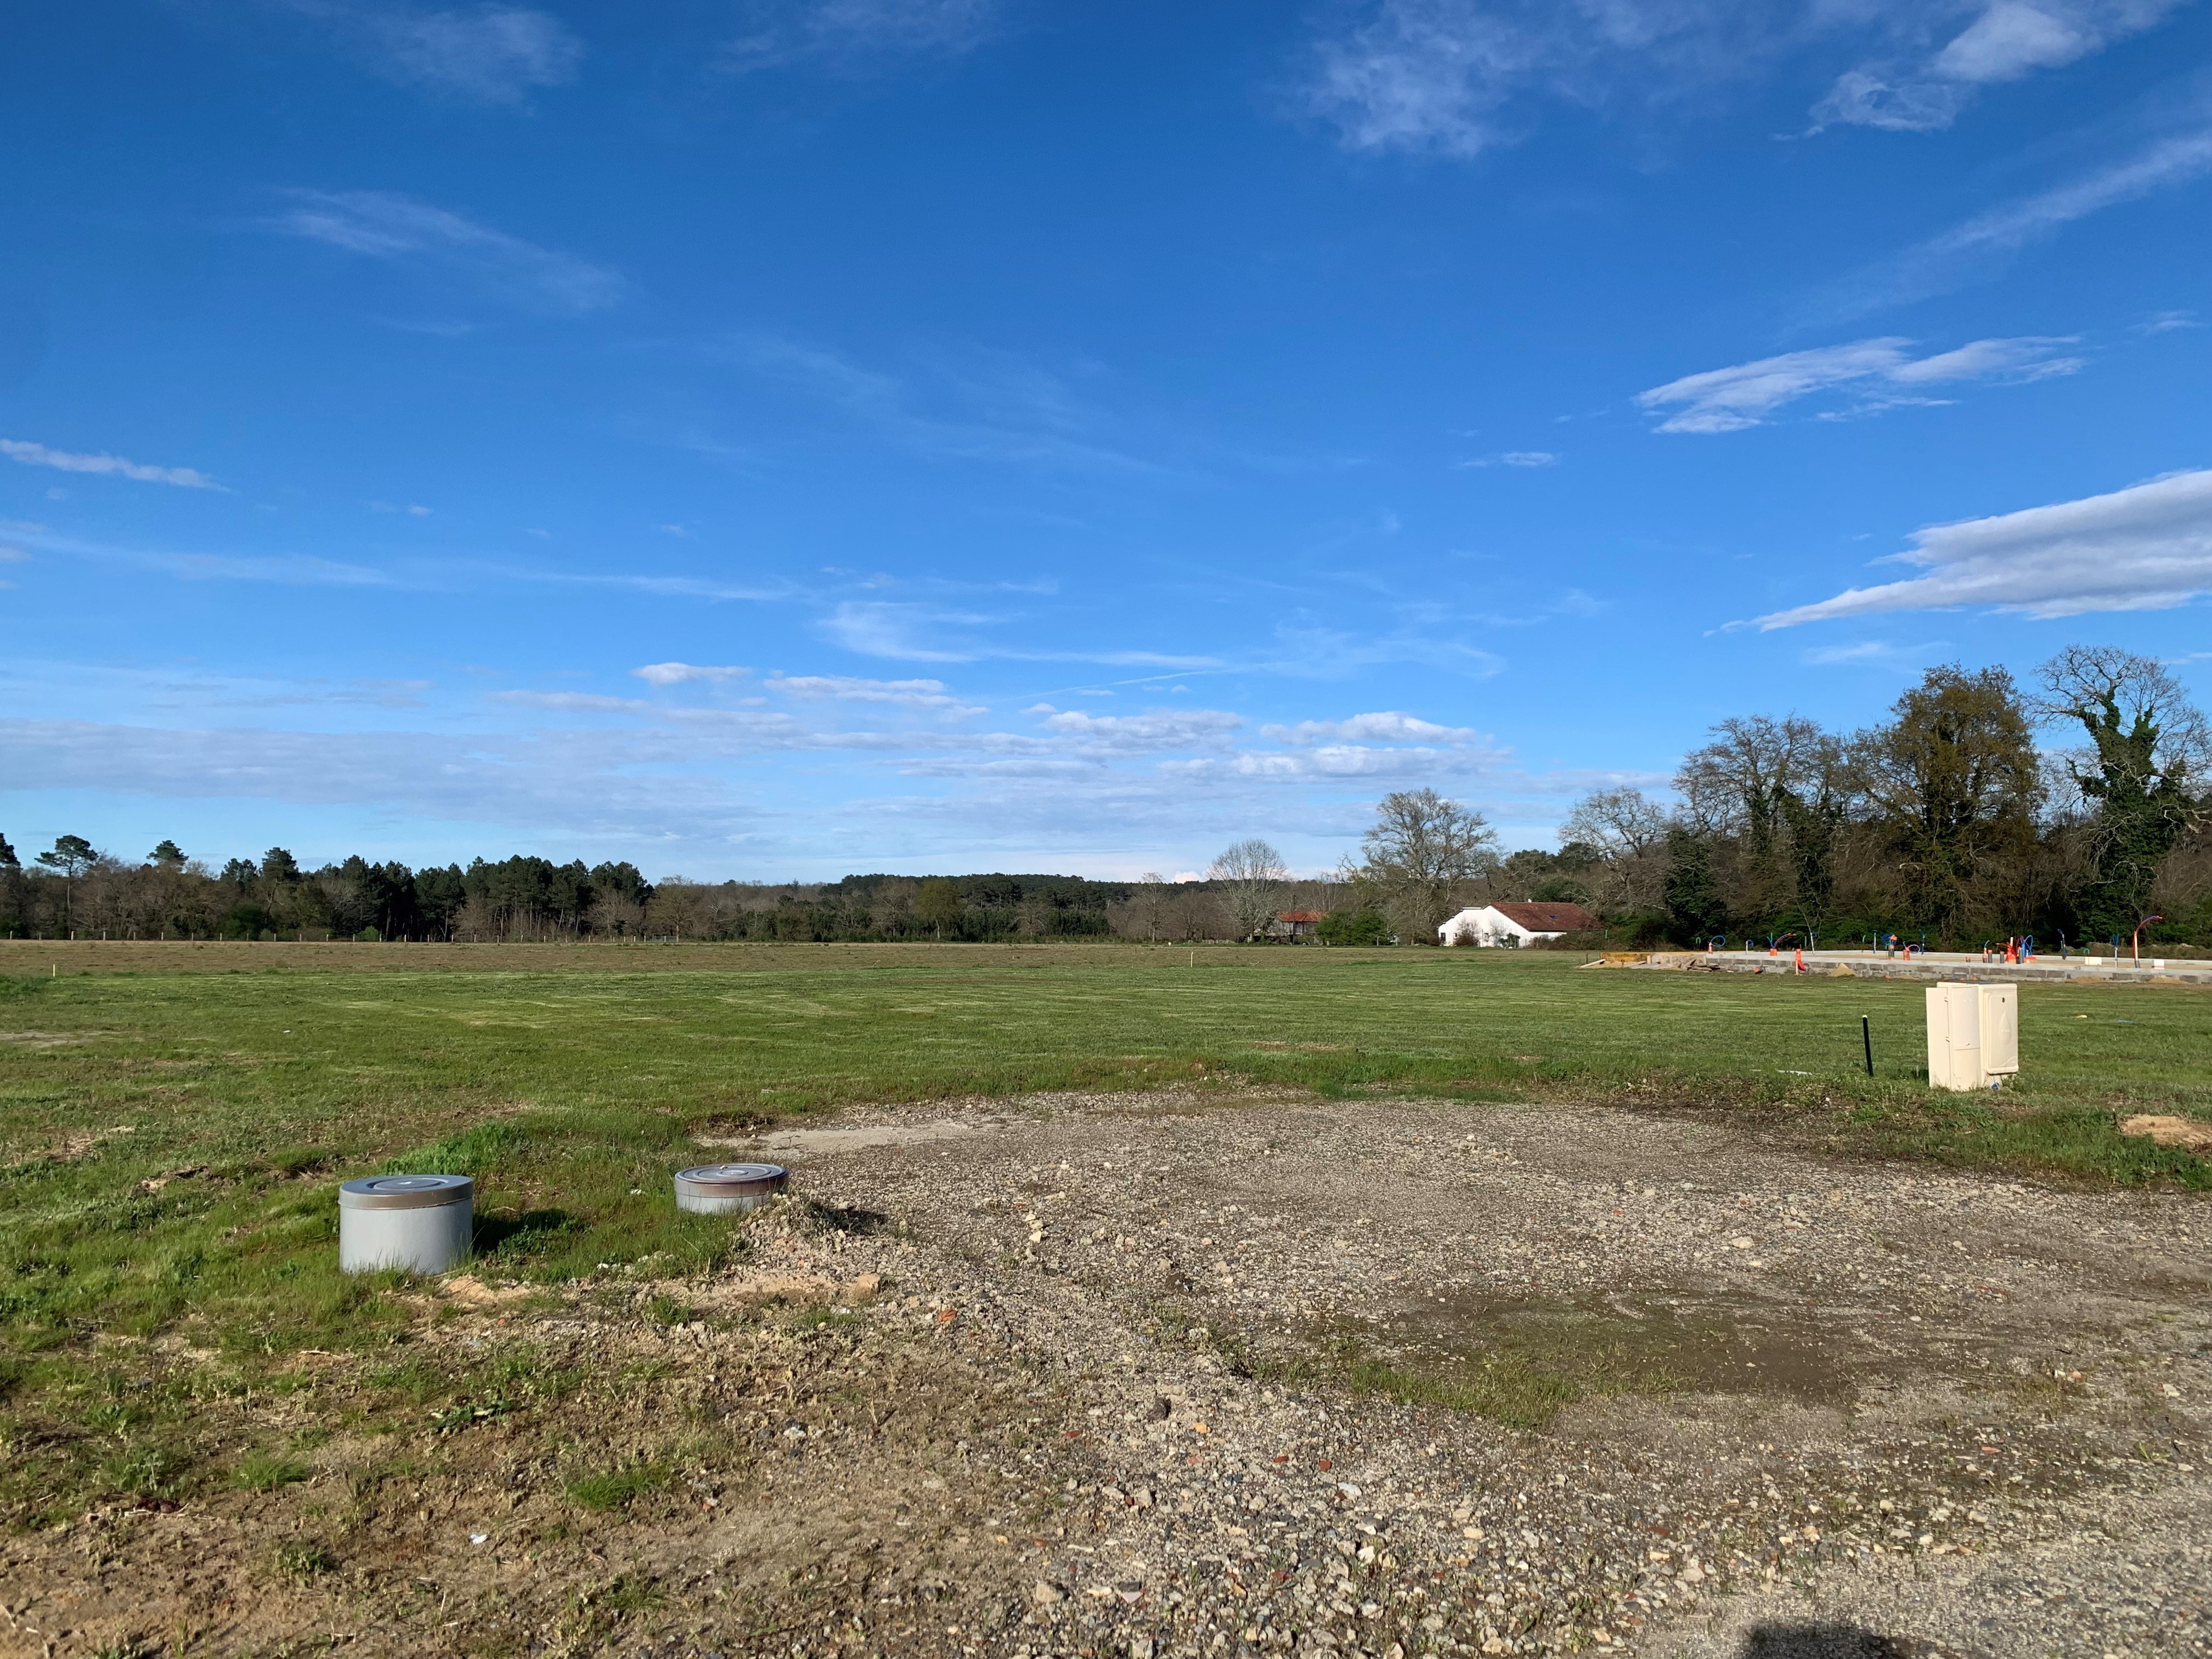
[1278,911,1324,923]
[1489,901,1602,933]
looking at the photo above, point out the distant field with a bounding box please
[3,940,2209,1530]
[0,937,1161,975]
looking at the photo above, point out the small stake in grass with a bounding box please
[1863,1015,1874,1078]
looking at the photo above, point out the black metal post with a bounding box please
[1862,1015,1874,1078]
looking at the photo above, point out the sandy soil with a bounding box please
[4,1090,2207,1658]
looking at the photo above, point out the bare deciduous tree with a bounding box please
[1559,788,1672,917]
[1209,839,1290,940]
[1560,788,1669,860]
[1129,871,1174,941]
[1674,716,1829,838]
[1351,788,1498,943]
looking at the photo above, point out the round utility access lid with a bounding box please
[675,1162,787,1190]
[339,1173,475,1210]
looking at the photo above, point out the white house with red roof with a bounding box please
[1437,900,1602,947]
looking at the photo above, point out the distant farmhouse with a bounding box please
[1267,910,1323,941]
[1437,901,1601,947]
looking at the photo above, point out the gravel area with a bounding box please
[715,1087,2212,1658]
[7,1087,2207,1658]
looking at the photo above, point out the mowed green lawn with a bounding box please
[4,944,2210,1358]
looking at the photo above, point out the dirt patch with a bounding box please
[2121,1113,2212,1153]
[4,1091,2207,1658]
[436,1273,537,1310]
[708,1118,1009,1156]
[1,1122,136,1172]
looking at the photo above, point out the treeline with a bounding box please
[1550,647,2212,952]
[5,645,2206,952]
[0,843,654,944]
[0,846,1183,945]
[651,873,1141,943]
[0,832,1363,946]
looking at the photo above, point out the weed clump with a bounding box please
[274,1541,337,1582]
[233,1451,312,1492]
[565,1462,669,1511]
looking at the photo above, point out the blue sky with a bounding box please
[3,0,2209,881]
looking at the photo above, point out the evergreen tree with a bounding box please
[35,834,98,933]
[0,832,19,936]
[2038,647,2211,941]
[1663,828,1727,945]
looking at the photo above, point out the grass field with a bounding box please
[3,941,2210,1530]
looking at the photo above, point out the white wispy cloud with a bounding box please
[821,601,990,663]
[723,0,995,71]
[0,669,1567,871]
[765,674,985,713]
[1828,124,2212,315]
[271,190,624,314]
[821,600,1217,669]
[1813,2,2187,133]
[1302,0,1852,157]
[1801,640,1915,664]
[1308,0,1666,158]
[1459,450,1558,469]
[537,569,787,602]
[360,5,583,101]
[15,524,393,586]
[1261,623,1505,680]
[633,662,750,686]
[1167,740,1506,783]
[1032,707,1246,752]
[1260,712,1479,744]
[0,716,785,843]
[1304,2,2191,156]
[1,438,223,490]
[722,334,1154,474]
[12,523,790,603]
[1637,334,2082,433]
[490,690,652,714]
[1752,468,2212,627]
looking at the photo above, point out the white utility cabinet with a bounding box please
[1925,983,2019,1091]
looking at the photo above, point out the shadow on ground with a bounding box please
[1739,1623,1912,1657]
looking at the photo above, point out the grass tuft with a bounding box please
[274,1541,337,1582]
[565,1462,670,1512]
[233,1450,313,1492]
[1338,1348,1588,1431]
[99,1442,185,1500]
